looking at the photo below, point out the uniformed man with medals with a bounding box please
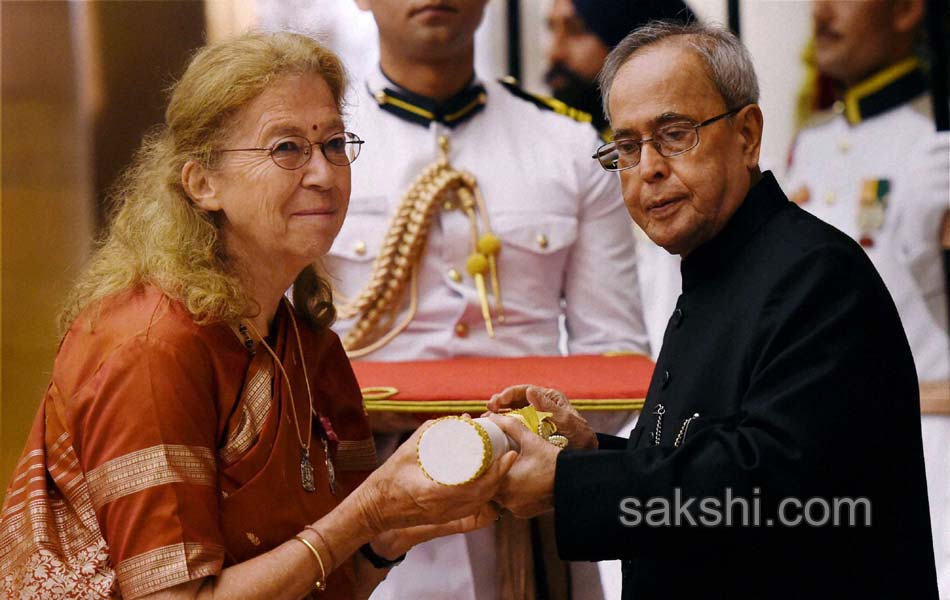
[785,3,949,593]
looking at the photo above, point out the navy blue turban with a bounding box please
[571,0,697,49]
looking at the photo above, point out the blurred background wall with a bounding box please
[0,0,205,493]
[2,1,96,495]
[0,0,814,495]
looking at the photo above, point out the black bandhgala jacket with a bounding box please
[555,172,937,599]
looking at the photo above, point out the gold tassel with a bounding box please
[477,233,504,322]
[337,135,505,355]
[466,253,494,337]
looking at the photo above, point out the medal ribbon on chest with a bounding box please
[857,178,889,248]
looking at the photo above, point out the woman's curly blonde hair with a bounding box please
[60,31,346,332]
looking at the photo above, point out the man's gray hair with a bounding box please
[598,21,760,122]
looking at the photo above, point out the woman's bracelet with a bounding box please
[359,542,406,569]
[294,535,327,592]
[303,524,336,569]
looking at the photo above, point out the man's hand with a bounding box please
[487,384,598,450]
[487,413,561,519]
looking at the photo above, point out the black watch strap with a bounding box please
[359,543,406,569]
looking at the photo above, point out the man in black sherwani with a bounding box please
[488,20,938,600]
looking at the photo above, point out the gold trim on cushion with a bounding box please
[86,444,216,510]
[336,437,378,471]
[360,386,399,401]
[363,398,646,413]
[116,542,223,599]
[220,366,274,466]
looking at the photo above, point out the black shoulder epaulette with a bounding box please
[498,76,592,124]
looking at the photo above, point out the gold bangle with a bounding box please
[304,524,336,569]
[294,535,327,592]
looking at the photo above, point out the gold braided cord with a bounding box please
[344,268,420,359]
[337,137,500,357]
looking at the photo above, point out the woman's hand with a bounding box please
[487,385,598,450]
[354,419,517,534]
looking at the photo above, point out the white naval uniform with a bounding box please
[784,62,950,597]
[326,70,649,600]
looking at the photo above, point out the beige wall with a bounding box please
[0,0,205,497]
[1,1,95,495]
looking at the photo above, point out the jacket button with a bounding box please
[448,268,463,283]
[661,370,671,389]
[671,308,683,328]
[454,323,469,338]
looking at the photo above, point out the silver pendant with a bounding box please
[300,447,316,492]
[323,438,337,496]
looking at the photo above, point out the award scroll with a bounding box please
[417,407,569,485]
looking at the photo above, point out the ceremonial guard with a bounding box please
[784,2,949,594]
[323,2,648,598]
[327,71,646,363]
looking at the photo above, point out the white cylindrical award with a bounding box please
[416,416,511,486]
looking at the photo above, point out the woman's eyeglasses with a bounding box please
[220,132,364,170]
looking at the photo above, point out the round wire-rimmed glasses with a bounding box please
[592,108,742,172]
[220,131,364,170]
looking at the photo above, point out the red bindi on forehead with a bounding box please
[312,124,318,131]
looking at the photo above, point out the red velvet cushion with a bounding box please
[353,354,654,413]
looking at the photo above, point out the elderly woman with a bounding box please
[0,32,514,599]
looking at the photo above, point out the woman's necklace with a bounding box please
[240,300,336,494]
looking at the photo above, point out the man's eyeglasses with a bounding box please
[592,108,742,172]
[220,132,364,170]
